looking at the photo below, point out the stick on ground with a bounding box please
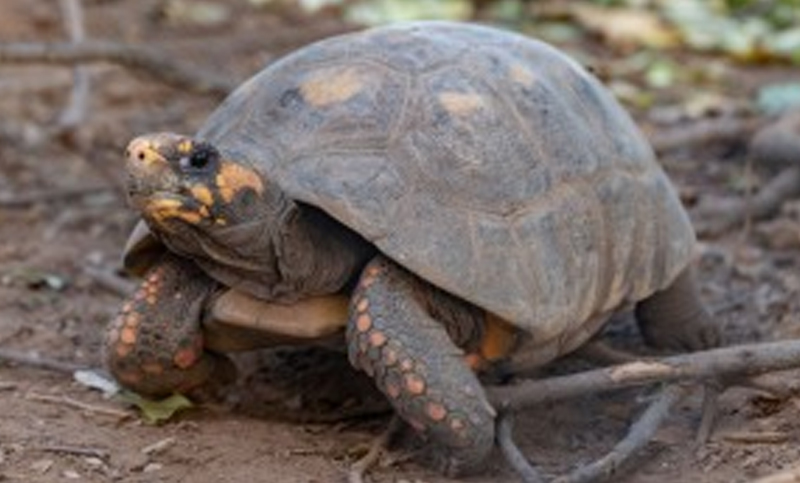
[497,412,546,483]
[0,41,235,97]
[553,384,689,483]
[488,339,800,411]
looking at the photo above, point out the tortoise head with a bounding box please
[124,132,285,269]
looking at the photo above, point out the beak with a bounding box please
[126,136,168,167]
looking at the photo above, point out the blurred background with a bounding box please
[1,1,800,482]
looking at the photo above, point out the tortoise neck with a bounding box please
[273,203,376,300]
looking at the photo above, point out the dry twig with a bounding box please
[84,265,135,297]
[497,413,546,483]
[0,186,112,208]
[57,0,90,131]
[648,117,761,154]
[348,416,403,483]
[0,348,86,374]
[553,384,688,483]
[754,465,800,483]
[26,392,131,419]
[488,339,800,411]
[37,444,109,459]
[0,41,235,97]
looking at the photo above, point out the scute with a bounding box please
[196,22,696,347]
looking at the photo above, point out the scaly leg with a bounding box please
[104,253,234,397]
[346,256,495,476]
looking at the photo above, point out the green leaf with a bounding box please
[117,391,194,424]
[344,0,474,26]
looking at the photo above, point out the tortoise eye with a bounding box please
[179,144,216,172]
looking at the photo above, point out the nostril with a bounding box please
[138,151,145,161]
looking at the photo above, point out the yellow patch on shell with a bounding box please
[300,67,363,107]
[438,91,485,116]
[509,64,536,87]
[146,198,205,225]
[215,161,264,203]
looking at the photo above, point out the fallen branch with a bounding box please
[695,166,800,237]
[0,41,235,97]
[488,339,800,411]
[648,117,761,154]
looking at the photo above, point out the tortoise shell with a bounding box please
[127,21,695,348]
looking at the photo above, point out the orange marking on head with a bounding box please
[509,64,536,87]
[126,137,167,167]
[190,184,214,207]
[355,298,369,313]
[426,401,447,422]
[404,373,426,395]
[438,91,485,116]
[300,67,362,107]
[215,161,264,203]
[146,198,204,225]
[400,359,414,372]
[177,139,193,154]
[369,330,387,347]
[356,314,372,332]
[120,326,137,345]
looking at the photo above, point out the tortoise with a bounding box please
[105,21,719,476]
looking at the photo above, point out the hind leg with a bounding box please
[346,256,495,476]
[635,267,720,351]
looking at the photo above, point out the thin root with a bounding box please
[496,412,546,483]
[348,416,403,483]
[554,384,689,483]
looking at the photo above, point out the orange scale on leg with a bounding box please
[173,346,199,369]
[120,326,138,345]
[355,314,372,332]
[404,373,426,395]
[355,298,369,313]
[115,343,133,358]
[368,330,387,347]
[426,401,448,422]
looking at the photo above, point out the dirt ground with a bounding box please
[2,1,800,482]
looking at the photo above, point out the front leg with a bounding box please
[104,253,234,397]
[347,256,495,476]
